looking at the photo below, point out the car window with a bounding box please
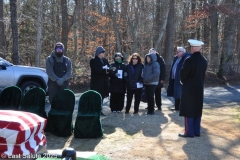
[0,57,13,67]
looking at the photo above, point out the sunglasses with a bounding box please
[56,48,63,52]
[132,58,138,60]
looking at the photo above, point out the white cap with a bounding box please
[188,39,204,46]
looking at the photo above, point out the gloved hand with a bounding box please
[56,78,64,86]
[115,73,120,77]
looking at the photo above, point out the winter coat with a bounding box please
[46,51,72,82]
[167,53,190,99]
[90,56,110,99]
[143,54,160,85]
[108,62,127,93]
[179,52,208,118]
[124,63,144,89]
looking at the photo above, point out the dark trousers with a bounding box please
[110,92,125,111]
[145,85,157,113]
[184,117,201,136]
[175,99,180,110]
[125,88,142,112]
[154,87,162,108]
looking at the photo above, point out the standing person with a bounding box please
[46,42,72,104]
[108,53,127,113]
[143,53,160,115]
[124,53,144,114]
[167,47,190,111]
[148,48,166,110]
[178,39,208,138]
[90,46,110,116]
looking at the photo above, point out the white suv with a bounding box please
[0,57,48,95]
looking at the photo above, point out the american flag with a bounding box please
[0,110,47,158]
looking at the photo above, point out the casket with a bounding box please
[0,110,47,158]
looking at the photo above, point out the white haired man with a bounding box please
[167,47,190,111]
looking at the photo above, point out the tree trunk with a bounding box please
[236,20,240,63]
[106,0,121,52]
[72,0,80,74]
[154,1,170,51]
[218,2,238,77]
[35,0,43,67]
[0,0,5,58]
[164,0,175,65]
[209,0,219,65]
[10,0,19,65]
[61,0,73,56]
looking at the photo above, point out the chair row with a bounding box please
[47,89,103,138]
[0,86,47,118]
[0,86,103,138]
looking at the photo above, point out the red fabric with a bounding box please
[0,110,47,158]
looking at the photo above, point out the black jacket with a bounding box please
[179,52,208,118]
[90,56,110,98]
[108,62,127,93]
[124,63,144,89]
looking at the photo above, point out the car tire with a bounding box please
[20,81,41,95]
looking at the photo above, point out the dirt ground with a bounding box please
[45,90,240,160]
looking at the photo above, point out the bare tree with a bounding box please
[0,0,5,58]
[61,0,73,56]
[209,0,219,65]
[164,0,175,65]
[105,0,121,52]
[154,1,170,51]
[10,0,19,64]
[35,0,43,67]
[218,1,238,77]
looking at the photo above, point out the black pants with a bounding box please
[154,86,162,108]
[48,80,68,104]
[175,98,180,110]
[145,85,157,113]
[125,88,142,112]
[110,92,125,111]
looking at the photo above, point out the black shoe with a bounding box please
[125,111,129,114]
[178,133,194,138]
[147,111,154,115]
[194,134,200,137]
[100,112,106,116]
[158,107,162,110]
[133,111,138,114]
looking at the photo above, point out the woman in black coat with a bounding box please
[124,53,144,114]
[108,53,127,113]
[90,46,110,116]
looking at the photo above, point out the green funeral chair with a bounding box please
[47,89,75,137]
[74,90,103,138]
[0,86,22,110]
[20,87,47,119]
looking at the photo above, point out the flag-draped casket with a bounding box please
[0,110,47,158]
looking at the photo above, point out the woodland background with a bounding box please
[0,0,240,89]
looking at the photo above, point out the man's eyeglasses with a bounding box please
[177,51,182,52]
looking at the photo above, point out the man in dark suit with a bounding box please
[178,39,208,138]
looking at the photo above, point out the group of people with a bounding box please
[46,39,207,138]
[90,46,166,116]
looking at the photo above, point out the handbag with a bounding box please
[141,87,148,103]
